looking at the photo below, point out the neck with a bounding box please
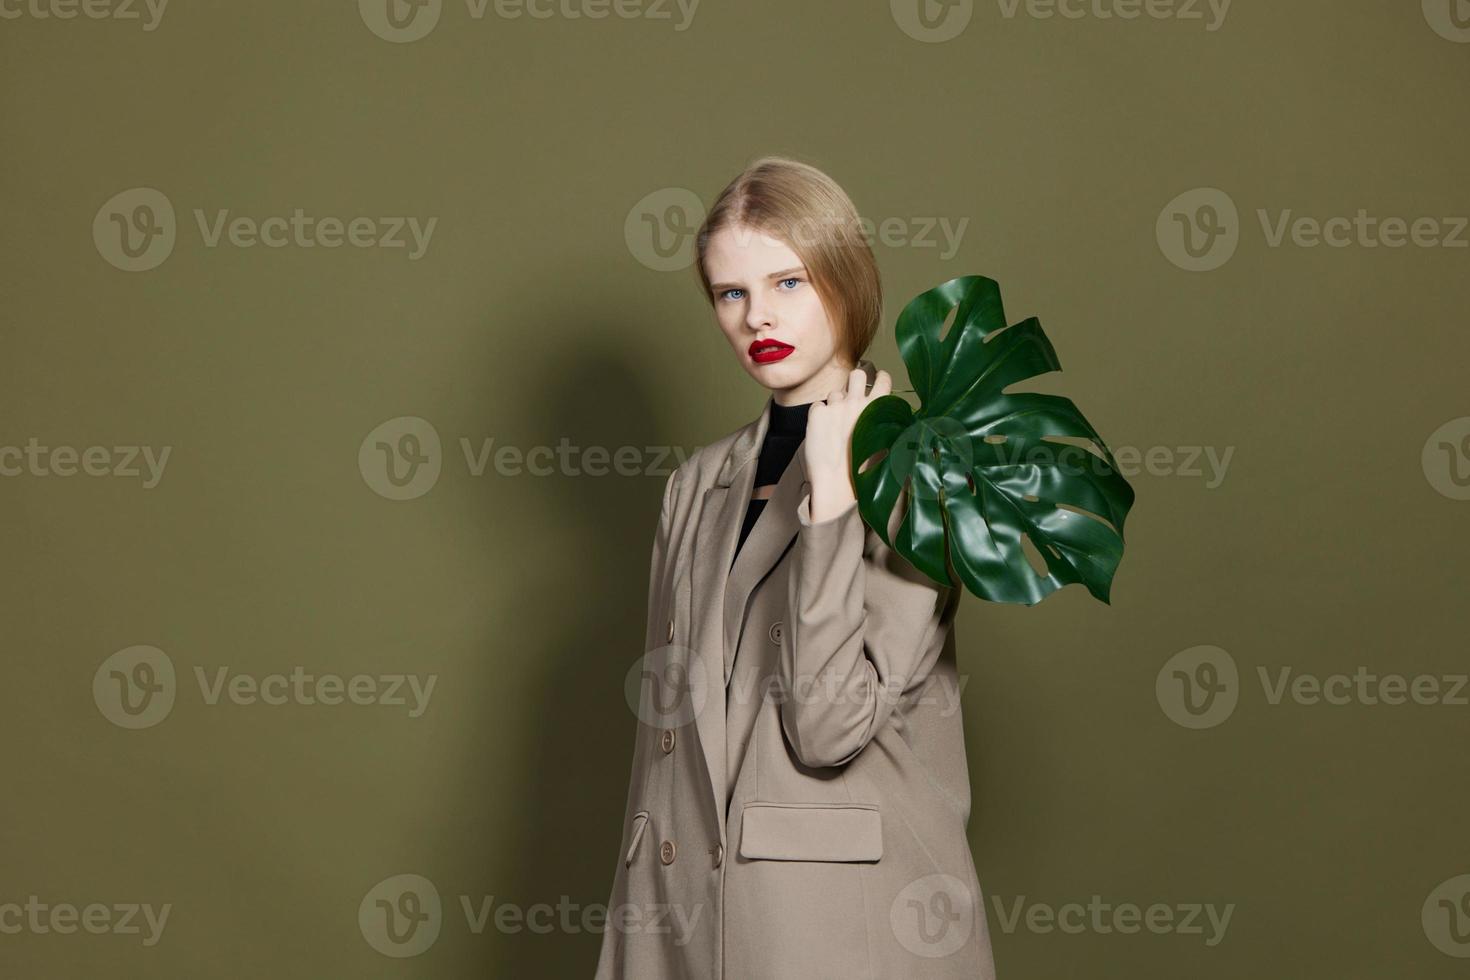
[772,358,858,406]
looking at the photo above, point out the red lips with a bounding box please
[749,339,795,364]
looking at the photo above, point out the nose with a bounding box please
[744,291,775,332]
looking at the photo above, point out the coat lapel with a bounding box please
[722,446,807,681]
[685,360,877,829]
[687,401,763,830]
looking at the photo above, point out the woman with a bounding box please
[596,157,996,979]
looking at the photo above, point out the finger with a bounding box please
[848,367,865,399]
[871,369,892,398]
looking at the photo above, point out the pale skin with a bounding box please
[703,222,893,523]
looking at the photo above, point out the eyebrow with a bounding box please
[708,266,806,292]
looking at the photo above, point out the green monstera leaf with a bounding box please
[851,275,1134,606]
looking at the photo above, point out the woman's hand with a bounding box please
[804,366,892,523]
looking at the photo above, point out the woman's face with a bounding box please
[703,222,854,406]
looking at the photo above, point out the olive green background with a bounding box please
[3,1,1468,976]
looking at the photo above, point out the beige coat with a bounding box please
[596,361,997,979]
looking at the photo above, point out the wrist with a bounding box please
[807,472,857,524]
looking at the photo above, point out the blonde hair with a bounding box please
[694,156,882,367]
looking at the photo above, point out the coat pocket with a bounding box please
[738,802,882,862]
[624,811,650,867]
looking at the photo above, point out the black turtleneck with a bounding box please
[732,398,810,566]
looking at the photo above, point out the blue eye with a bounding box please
[779,277,802,289]
[720,288,745,301]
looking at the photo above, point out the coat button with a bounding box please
[712,841,724,868]
[659,729,676,753]
[768,621,784,645]
[660,839,676,865]
[667,617,674,642]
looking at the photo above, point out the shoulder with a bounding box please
[668,416,752,502]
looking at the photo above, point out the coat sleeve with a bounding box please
[779,492,956,769]
[643,467,678,652]
[595,467,680,978]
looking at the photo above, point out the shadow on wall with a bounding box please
[452,319,684,977]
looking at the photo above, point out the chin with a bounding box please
[746,360,809,390]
